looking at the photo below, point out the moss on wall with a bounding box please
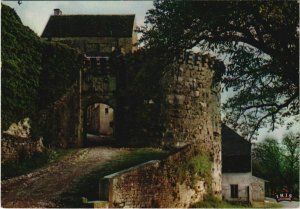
[176,152,213,193]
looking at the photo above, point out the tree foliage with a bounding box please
[252,133,300,195]
[1,4,83,134]
[1,4,42,130]
[38,42,82,110]
[139,0,299,139]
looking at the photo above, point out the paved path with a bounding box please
[1,147,128,208]
[279,200,300,208]
[265,197,300,208]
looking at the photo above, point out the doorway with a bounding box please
[85,103,114,144]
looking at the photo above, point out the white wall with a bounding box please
[222,172,265,202]
[99,104,113,135]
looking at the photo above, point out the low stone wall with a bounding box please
[99,144,209,208]
[1,135,44,164]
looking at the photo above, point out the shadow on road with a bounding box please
[84,133,119,147]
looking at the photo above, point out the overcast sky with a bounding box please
[3,1,299,142]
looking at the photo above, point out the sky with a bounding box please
[2,1,299,142]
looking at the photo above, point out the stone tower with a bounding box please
[161,51,224,198]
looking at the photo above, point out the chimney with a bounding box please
[54,8,62,16]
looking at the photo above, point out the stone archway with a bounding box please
[76,54,117,147]
[81,94,116,146]
[39,54,118,148]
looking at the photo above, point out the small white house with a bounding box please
[221,125,266,203]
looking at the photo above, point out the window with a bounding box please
[85,43,99,54]
[105,107,109,114]
[230,184,238,198]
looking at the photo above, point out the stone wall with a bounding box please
[38,83,81,147]
[45,37,136,54]
[161,51,223,198]
[98,51,224,207]
[1,135,44,164]
[222,172,265,203]
[100,145,208,208]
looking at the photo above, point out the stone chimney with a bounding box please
[54,8,62,16]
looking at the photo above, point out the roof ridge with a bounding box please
[42,13,135,38]
[51,14,136,16]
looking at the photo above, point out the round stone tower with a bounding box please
[161,51,224,198]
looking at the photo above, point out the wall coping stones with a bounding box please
[103,160,160,179]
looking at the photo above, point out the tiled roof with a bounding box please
[222,124,252,172]
[41,15,135,38]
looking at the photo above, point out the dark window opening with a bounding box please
[86,43,100,54]
[230,184,238,198]
[91,58,97,70]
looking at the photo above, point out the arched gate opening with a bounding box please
[85,103,114,143]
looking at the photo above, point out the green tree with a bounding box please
[140,0,299,139]
[252,133,300,195]
[281,132,300,193]
[252,137,284,190]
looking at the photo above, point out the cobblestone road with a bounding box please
[1,147,127,208]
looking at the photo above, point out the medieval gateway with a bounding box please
[38,9,264,207]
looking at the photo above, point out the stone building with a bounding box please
[40,9,137,146]
[96,52,224,207]
[41,9,138,54]
[222,124,266,203]
[87,103,114,136]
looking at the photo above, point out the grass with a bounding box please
[58,147,169,207]
[177,152,212,191]
[252,201,282,208]
[191,196,252,208]
[191,196,283,208]
[1,148,75,180]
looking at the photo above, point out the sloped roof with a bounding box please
[222,124,251,156]
[222,124,251,172]
[41,14,135,38]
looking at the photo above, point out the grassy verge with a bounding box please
[192,196,283,208]
[1,148,75,180]
[252,201,282,208]
[58,148,169,207]
[191,196,252,208]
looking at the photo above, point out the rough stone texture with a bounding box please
[39,83,81,147]
[3,118,31,138]
[99,52,223,207]
[1,147,127,208]
[38,61,117,148]
[1,135,44,164]
[161,51,222,199]
[100,145,207,208]
[222,172,265,203]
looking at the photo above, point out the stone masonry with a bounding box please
[98,51,224,207]
[100,144,208,208]
[161,51,223,198]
